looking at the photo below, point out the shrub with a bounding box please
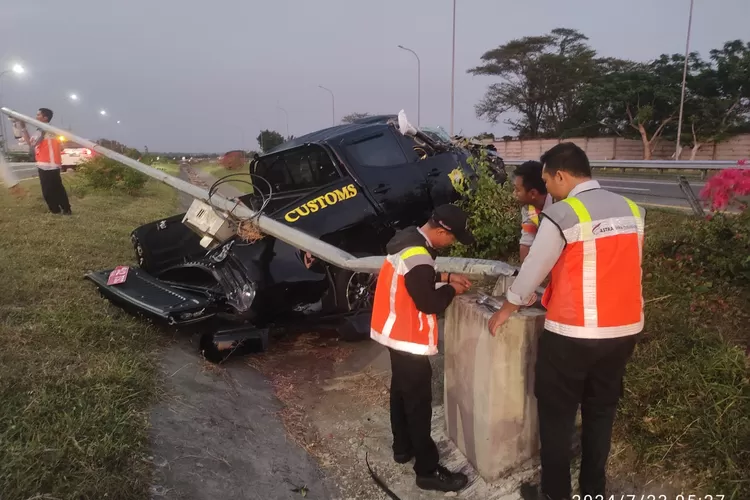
[449,150,519,260]
[700,165,750,211]
[76,156,148,195]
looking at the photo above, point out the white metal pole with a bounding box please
[319,85,335,126]
[450,0,456,137]
[398,45,421,127]
[675,0,694,160]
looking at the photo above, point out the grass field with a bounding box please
[0,176,179,499]
[614,209,750,497]
[151,162,181,176]
[193,162,254,193]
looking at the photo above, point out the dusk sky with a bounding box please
[2,0,748,153]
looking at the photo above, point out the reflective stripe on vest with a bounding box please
[521,204,540,234]
[541,192,645,339]
[370,245,438,356]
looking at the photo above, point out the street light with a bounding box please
[675,0,694,160]
[398,45,421,127]
[318,85,335,126]
[450,0,456,136]
[69,93,79,101]
[99,110,107,116]
[116,120,121,124]
[277,104,289,138]
[0,63,26,148]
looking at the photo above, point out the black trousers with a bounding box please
[38,168,71,214]
[388,347,439,476]
[535,329,638,500]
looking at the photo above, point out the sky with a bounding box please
[1,0,748,153]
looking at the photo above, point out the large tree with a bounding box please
[341,112,371,124]
[583,55,685,159]
[256,129,285,153]
[469,28,600,138]
[678,40,750,159]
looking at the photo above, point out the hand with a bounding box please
[449,274,472,289]
[524,292,538,306]
[488,308,513,336]
[449,281,469,295]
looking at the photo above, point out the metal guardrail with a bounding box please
[504,158,744,179]
[1,107,518,279]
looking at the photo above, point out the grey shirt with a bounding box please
[506,180,601,306]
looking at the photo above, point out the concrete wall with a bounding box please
[443,294,546,482]
[493,134,750,161]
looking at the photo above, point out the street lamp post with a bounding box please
[450,0,456,137]
[398,45,421,127]
[675,0,694,160]
[277,104,289,138]
[318,85,335,126]
[0,64,25,150]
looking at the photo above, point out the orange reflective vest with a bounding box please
[35,133,62,169]
[370,246,439,355]
[541,189,645,339]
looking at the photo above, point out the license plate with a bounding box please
[107,266,130,286]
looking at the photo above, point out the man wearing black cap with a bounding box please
[370,204,475,492]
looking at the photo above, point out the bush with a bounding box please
[76,156,148,195]
[449,150,519,260]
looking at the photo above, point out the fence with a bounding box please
[493,134,750,161]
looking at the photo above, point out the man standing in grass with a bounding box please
[18,108,72,215]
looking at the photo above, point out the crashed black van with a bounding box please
[86,113,477,361]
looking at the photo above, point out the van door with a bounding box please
[341,129,431,229]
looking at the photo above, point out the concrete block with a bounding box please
[444,293,546,482]
[492,275,516,297]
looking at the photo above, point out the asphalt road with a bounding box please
[8,162,702,209]
[597,176,704,209]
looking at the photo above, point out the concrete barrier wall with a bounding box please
[443,294,546,481]
[493,134,750,161]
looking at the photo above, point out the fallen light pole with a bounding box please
[1,107,519,278]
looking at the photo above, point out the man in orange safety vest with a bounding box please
[488,143,645,500]
[20,108,72,215]
[371,204,474,493]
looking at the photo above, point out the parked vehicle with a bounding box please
[85,113,477,361]
[61,143,95,171]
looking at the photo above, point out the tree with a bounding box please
[468,28,600,138]
[96,138,141,160]
[679,40,750,159]
[341,112,371,124]
[256,130,285,153]
[583,56,684,159]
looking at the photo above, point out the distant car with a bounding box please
[61,143,95,172]
[85,112,479,362]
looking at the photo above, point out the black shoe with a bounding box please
[62,210,72,215]
[416,465,468,492]
[393,452,413,464]
[520,482,555,500]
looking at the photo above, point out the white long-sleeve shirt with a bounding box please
[506,180,601,306]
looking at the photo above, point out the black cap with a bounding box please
[430,204,475,246]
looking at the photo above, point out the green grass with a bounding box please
[0,175,179,499]
[614,209,750,498]
[193,162,254,194]
[151,162,181,176]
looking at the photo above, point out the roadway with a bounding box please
[7,162,702,209]
[597,176,704,209]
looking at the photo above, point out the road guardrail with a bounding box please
[504,159,746,178]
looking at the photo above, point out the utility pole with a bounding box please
[450,0,457,136]
[398,45,421,127]
[675,0,694,160]
[318,85,335,126]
